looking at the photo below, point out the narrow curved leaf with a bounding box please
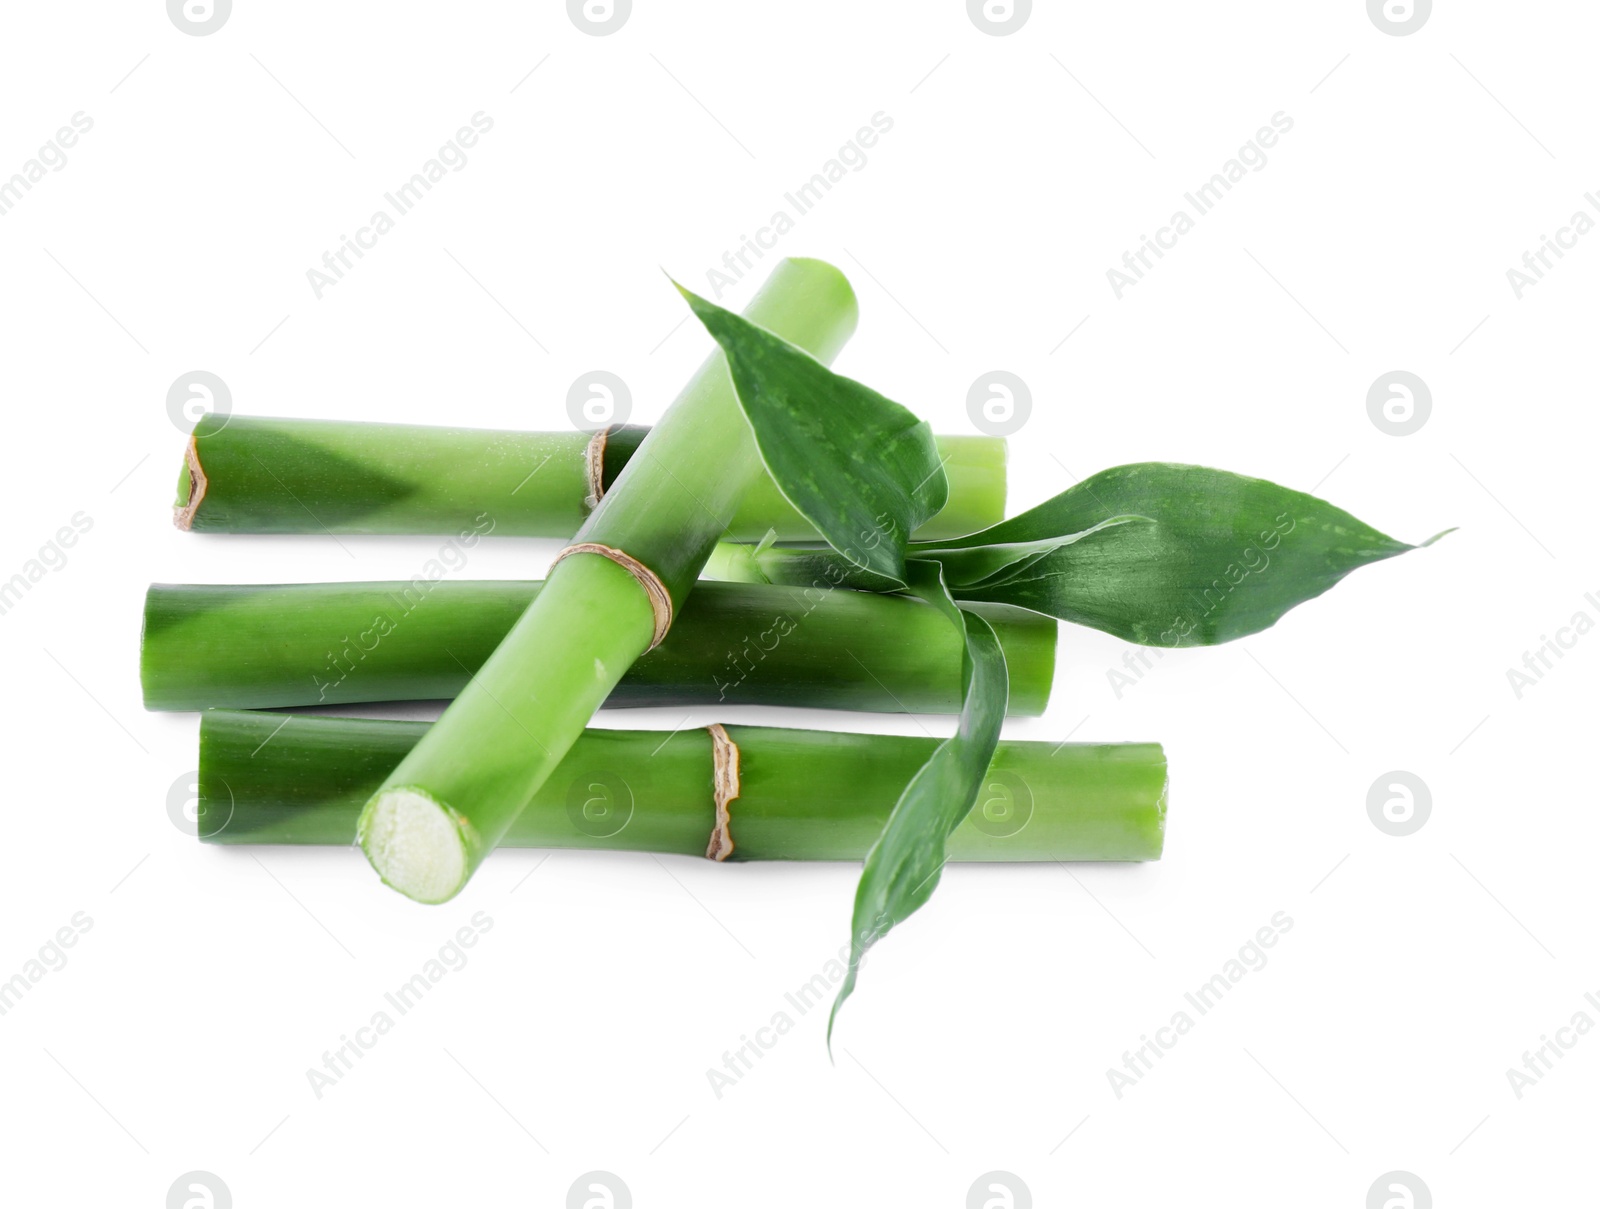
[676,282,945,586]
[828,560,1008,1048]
[935,463,1447,645]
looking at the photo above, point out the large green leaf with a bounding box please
[710,464,1446,647]
[933,463,1448,645]
[676,283,946,586]
[828,560,1008,1047]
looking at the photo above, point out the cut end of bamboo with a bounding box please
[1152,768,1169,859]
[705,723,740,860]
[583,425,613,511]
[358,787,470,904]
[172,435,208,531]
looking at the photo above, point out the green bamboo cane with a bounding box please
[357,258,860,902]
[174,417,1004,543]
[140,581,1057,715]
[198,711,1167,863]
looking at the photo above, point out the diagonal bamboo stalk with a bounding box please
[358,258,861,902]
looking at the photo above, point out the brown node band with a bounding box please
[705,724,740,861]
[582,425,615,511]
[173,436,208,531]
[549,542,674,649]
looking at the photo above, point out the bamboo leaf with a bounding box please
[921,515,1152,592]
[712,465,1447,647]
[931,463,1448,645]
[828,560,1008,1046]
[676,283,946,587]
[703,515,1151,596]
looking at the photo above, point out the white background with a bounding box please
[1,2,1594,1205]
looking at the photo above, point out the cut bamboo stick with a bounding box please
[199,711,1167,863]
[140,580,1057,715]
[175,417,1004,542]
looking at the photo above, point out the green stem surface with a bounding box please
[176,417,1003,542]
[200,711,1168,863]
[141,581,1056,715]
[358,259,860,902]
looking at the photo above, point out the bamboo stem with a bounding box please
[174,417,1004,542]
[200,711,1167,863]
[140,581,1057,715]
